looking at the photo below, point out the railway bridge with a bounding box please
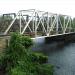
[0,9,75,39]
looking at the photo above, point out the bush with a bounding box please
[21,36,33,48]
[9,66,27,75]
[31,52,48,64]
[0,32,54,75]
[36,64,54,75]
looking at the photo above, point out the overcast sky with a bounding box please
[0,0,75,17]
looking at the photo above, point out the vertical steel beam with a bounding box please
[69,17,71,33]
[32,16,34,33]
[34,11,37,37]
[19,12,22,34]
[63,17,65,34]
[47,12,49,36]
[56,14,59,34]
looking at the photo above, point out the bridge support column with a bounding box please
[56,14,59,34]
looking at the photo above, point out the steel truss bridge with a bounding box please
[1,9,75,37]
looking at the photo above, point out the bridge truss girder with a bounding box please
[4,9,73,37]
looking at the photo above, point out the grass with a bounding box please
[0,38,6,55]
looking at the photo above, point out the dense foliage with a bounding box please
[0,33,54,75]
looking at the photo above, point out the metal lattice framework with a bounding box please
[3,9,74,37]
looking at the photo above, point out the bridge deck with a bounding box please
[31,32,75,39]
[0,32,75,39]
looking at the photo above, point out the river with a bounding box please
[32,37,75,75]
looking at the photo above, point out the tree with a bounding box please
[0,15,12,34]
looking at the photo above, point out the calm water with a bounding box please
[32,37,75,75]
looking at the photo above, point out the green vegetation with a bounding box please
[0,33,54,75]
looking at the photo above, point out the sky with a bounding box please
[0,0,75,17]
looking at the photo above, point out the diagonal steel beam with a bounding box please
[4,12,19,35]
[21,11,35,34]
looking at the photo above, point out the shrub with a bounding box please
[21,36,33,48]
[0,32,54,75]
[36,64,54,75]
[31,52,48,64]
[9,66,27,75]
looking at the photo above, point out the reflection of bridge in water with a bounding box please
[0,9,75,38]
